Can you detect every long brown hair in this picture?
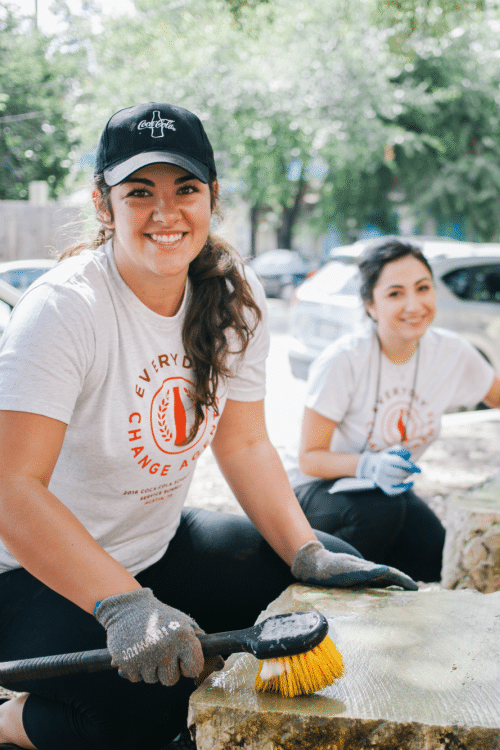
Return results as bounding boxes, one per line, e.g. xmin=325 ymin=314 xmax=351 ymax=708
xmin=60 ymin=172 xmax=262 ymax=444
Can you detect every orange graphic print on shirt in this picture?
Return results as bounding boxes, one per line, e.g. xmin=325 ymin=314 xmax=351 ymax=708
xmin=366 ymin=390 xmax=435 ymax=452
xmin=397 ymin=409 xmax=407 ymax=443
xmin=127 ymin=355 xmax=220 ymax=494
xmin=151 ymin=377 xmax=208 ymax=454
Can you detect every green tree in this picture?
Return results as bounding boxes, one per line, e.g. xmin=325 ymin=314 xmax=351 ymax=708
xmin=380 ymin=19 xmax=500 ymax=240
xmin=0 ymin=3 xmax=83 ymax=200
xmin=375 ymin=0 xmax=487 ymax=42
xmin=57 ymin=0 xmax=398 ymax=249
xmin=51 ymin=0 xmax=500 ymax=248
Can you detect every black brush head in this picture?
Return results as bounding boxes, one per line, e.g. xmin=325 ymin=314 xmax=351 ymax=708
xmin=248 ymin=611 xmax=329 ymax=659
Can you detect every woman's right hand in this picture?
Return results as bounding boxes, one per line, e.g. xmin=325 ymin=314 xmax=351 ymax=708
xmin=291 ymin=540 xmax=418 ymax=590
xmin=95 ymin=588 xmax=205 ymax=685
xmin=356 ymin=445 xmax=420 ymax=496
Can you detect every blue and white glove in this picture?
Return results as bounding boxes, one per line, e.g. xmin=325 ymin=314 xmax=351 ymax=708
xmin=356 ymin=445 xmax=420 ymax=496
xmin=291 ymin=540 xmax=418 ymax=590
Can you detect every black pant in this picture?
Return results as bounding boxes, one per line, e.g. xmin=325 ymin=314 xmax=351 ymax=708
xmin=0 ymin=507 xmax=360 ymax=750
xmin=295 ymin=479 xmax=445 ymax=584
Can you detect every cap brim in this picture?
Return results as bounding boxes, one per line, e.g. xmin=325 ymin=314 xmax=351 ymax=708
xmin=103 ymin=151 xmax=210 ymax=185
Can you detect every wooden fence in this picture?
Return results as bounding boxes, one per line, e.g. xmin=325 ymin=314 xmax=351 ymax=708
xmin=0 ymin=202 xmax=85 ymax=262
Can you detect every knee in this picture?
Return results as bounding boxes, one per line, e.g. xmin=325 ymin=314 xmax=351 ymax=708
xmin=316 ymin=530 xmax=363 ymax=558
xmin=350 ymin=490 xmax=406 ymax=529
xmin=0 ymin=694 xmax=34 ymax=748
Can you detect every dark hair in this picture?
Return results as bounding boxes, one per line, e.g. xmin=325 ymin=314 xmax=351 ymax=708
xmin=357 ymin=236 xmax=433 ymax=310
xmin=60 ymin=172 xmax=262 ymax=444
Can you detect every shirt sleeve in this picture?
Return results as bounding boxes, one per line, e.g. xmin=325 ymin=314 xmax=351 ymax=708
xmin=446 ymin=335 xmax=495 ymax=409
xmin=304 ymin=339 xmax=356 ymax=423
xmin=226 ymin=267 xmax=271 ymax=402
xmin=0 ymin=284 xmax=95 ymax=423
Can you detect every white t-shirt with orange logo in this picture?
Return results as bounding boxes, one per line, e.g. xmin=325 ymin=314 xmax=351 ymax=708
xmin=0 ymin=241 xmax=270 ymax=574
xmin=286 ymin=326 xmax=494 ymax=489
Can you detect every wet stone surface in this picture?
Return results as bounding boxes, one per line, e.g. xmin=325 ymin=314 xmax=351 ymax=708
xmin=189 ymin=584 xmax=500 ymax=749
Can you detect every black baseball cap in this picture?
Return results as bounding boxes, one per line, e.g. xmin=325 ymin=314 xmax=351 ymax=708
xmin=94 ymin=102 xmax=217 ymax=186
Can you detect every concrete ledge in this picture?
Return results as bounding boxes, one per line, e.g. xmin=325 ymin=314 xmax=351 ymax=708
xmin=188 ymin=584 xmax=500 ymax=749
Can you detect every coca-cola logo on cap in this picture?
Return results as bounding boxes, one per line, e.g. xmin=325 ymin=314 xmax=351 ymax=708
xmin=137 ymin=111 xmax=176 ymax=138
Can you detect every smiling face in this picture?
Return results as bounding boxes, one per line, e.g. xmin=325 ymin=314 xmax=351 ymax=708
xmin=94 ymin=163 xmax=215 ymax=309
xmin=366 ymin=254 xmax=436 ymax=350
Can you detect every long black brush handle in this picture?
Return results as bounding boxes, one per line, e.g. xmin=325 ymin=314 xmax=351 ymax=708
xmin=0 ymin=611 xmax=328 ymax=684
xmin=0 ymin=648 xmax=113 ymax=683
xmin=0 ymin=635 xmax=247 ymax=684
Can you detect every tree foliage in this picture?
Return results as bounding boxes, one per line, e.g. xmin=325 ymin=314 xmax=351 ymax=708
xmin=0 ymin=2 xmax=83 ymax=200
xmin=73 ymin=0 xmax=396 ymax=250
xmin=380 ymin=18 xmax=500 ymax=239
xmin=4 ymin=0 xmax=500 ymax=246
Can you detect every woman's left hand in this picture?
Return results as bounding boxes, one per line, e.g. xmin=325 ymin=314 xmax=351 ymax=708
xmin=356 ymin=445 xmax=420 ymax=496
xmin=291 ymin=540 xmax=419 ymax=591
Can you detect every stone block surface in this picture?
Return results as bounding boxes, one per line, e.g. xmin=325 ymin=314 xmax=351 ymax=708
xmin=188 ymin=584 xmax=500 ymax=749
xmin=441 ymin=472 xmax=500 ymax=591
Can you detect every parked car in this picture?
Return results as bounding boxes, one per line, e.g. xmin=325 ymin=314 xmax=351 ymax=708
xmin=0 ymin=277 xmax=21 ymax=339
xmin=0 ymin=259 xmax=57 ymax=340
xmin=248 ymin=249 xmax=311 ymax=299
xmin=288 ymin=237 xmax=500 ymax=380
xmin=0 ymin=259 xmax=57 ymax=293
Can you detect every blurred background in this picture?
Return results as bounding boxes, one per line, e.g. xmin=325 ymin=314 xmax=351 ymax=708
xmin=3 ymin=0 xmax=500 ymax=263
xmin=3 ymin=0 xmax=500 ymax=395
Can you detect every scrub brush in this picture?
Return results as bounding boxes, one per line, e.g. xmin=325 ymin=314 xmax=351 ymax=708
xmin=0 ymin=611 xmax=344 ymax=698
xmin=253 ymin=611 xmax=344 ymax=697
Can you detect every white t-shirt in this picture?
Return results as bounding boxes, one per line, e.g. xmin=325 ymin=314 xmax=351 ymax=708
xmin=0 ymin=241 xmax=270 ymax=574
xmin=286 ymin=326 xmax=494 ymax=488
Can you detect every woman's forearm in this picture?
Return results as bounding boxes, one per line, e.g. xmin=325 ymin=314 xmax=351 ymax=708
xmin=298 ymin=449 xmax=360 ymax=480
xmin=298 ymin=408 xmax=360 ymax=480
xmin=214 ymin=439 xmax=317 ymax=566
xmin=0 ymin=476 xmax=141 ymax=613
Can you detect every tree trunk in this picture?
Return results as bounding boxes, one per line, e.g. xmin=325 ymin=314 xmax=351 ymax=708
xmin=277 ymin=177 xmax=306 ymax=249
xmin=249 ymin=204 xmax=261 ymax=257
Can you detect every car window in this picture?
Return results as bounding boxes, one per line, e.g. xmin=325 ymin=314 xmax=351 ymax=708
xmin=0 ymin=300 xmax=12 ymax=334
xmin=0 ymin=267 xmax=52 ymax=292
xmin=442 ymin=264 xmax=500 ymax=303
xmin=312 ymin=262 xmax=360 ymax=295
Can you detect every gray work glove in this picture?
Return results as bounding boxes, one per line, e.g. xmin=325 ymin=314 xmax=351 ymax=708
xmin=291 ymin=540 xmax=418 ymax=590
xmin=356 ymin=445 xmax=420 ymax=496
xmin=94 ymin=588 xmax=205 ymax=685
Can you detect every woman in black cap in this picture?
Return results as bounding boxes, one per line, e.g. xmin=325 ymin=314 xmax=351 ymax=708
xmin=0 ymin=104 xmax=416 ymax=750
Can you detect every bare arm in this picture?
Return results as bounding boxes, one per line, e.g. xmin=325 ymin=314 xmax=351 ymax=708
xmin=298 ymin=407 xmax=360 ymax=479
xmin=210 ymin=399 xmax=316 ymax=566
xmin=211 ymin=400 xmax=420 ymax=592
xmin=0 ymin=411 xmax=141 ymax=614
xmin=482 ymin=375 xmax=500 ymax=409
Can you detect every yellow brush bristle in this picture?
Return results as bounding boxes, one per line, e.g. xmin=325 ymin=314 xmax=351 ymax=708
xmin=254 ymin=635 xmax=344 ymax=698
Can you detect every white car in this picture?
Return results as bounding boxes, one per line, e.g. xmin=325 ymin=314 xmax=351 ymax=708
xmin=248 ymin=250 xmax=311 ymax=299
xmin=0 ymin=259 xmax=57 ymax=293
xmin=288 ymin=237 xmax=500 ymax=380
xmin=0 ymin=278 xmax=21 ymax=338
xmin=0 ymin=259 xmax=56 ymax=339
